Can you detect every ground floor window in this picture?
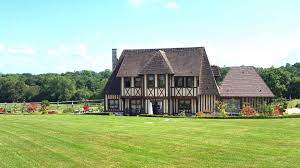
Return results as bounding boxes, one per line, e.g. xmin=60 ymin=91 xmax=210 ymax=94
xmin=179 ymin=99 xmax=191 ymax=111
xmin=131 ymin=99 xmax=142 ymax=110
xmin=108 ymin=99 xmax=119 ymax=109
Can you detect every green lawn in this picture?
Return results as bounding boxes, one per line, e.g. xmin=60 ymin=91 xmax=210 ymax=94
xmin=0 ymin=116 xmax=299 ymax=168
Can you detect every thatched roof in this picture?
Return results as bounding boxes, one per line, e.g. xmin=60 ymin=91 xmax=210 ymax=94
xmin=219 ymin=66 xmax=274 ymax=97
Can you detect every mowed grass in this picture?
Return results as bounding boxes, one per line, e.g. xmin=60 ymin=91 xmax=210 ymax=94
xmin=0 ymin=116 xmax=299 ymax=168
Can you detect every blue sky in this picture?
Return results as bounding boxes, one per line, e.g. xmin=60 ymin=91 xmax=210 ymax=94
xmin=0 ymin=0 xmax=299 ymax=74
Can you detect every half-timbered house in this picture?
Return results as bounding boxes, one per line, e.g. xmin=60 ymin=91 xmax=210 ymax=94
xmin=103 ymin=47 xmax=274 ymax=115
xmin=103 ymin=47 xmax=219 ymax=115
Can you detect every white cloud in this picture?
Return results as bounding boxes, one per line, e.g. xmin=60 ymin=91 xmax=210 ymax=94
xmin=129 ymin=0 xmax=143 ymax=7
xmin=6 ymin=47 xmax=36 ymax=55
xmin=77 ymin=43 xmax=87 ymax=57
xmin=165 ymin=1 xmax=179 ymax=9
xmin=0 ymin=43 xmax=5 ymax=52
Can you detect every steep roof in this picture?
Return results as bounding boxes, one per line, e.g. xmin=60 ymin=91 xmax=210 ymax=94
xmin=219 ymin=66 xmax=274 ymax=97
xmin=103 ymin=54 xmax=125 ymax=95
xmin=198 ymin=49 xmax=219 ymax=95
xmin=105 ymin=47 xmax=219 ymax=96
xmin=117 ymin=47 xmax=203 ymax=77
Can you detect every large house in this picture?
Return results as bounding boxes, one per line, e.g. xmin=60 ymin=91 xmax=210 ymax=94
xmin=103 ymin=47 xmax=274 ymax=115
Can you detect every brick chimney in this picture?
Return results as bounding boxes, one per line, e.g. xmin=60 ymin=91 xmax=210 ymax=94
xmin=112 ymin=48 xmax=118 ymax=71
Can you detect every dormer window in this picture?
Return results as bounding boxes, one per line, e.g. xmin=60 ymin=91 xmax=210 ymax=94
xmin=147 ymin=75 xmax=155 ymax=88
xmin=124 ymin=77 xmax=131 ymax=88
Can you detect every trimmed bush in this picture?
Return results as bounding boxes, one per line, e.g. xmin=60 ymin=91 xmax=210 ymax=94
xmin=63 ymin=108 xmax=74 ymax=113
xmin=84 ymin=112 xmax=112 ymax=115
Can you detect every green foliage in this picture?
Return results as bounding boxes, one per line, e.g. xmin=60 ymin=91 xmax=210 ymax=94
xmin=215 ymin=101 xmax=228 ymax=116
xmin=216 ymin=66 xmax=230 ymax=84
xmin=274 ymin=98 xmax=288 ymax=112
xmin=225 ymin=99 xmax=239 ymax=113
xmin=63 ymin=108 xmax=75 ymax=113
xmin=288 ymin=99 xmax=300 ymax=108
xmin=0 ymin=70 xmax=111 ymax=102
xmin=41 ymin=100 xmax=50 ymax=111
xmin=256 ymin=63 xmax=300 ymax=98
xmin=98 ymin=104 xmax=104 ymax=112
xmin=260 ymin=102 xmax=274 ymax=116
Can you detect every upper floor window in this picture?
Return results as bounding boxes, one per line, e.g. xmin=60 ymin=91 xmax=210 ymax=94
xmin=158 ymin=75 xmax=166 ymax=88
xmin=134 ymin=77 xmax=142 ymax=88
xmin=124 ymin=77 xmax=131 ymax=88
xmin=147 ymin=75 xmax=155 ymax=88
xmin=175 ymin=77 xmax=184 ymax=87
xmin=186 ymin=77 xmax=194 ymax=87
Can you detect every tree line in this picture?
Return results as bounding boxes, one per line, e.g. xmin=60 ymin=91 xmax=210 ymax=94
xmin=0 ymin=62 xmax=299 ymax=103
xmin=0 ymin=70 xmax=111 ymax=103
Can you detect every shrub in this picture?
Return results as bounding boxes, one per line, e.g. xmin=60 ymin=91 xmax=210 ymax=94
xmin=241 ymin=103 xmax=256 ymax=116
xmin=0 ymin=108 xmax=6 ymax=113
xmin=274 ymin=98 xmax=288 ymax=113
xmin=63 ymin=108 xmax=74 ymax=113
xmin=98 ymin=104 xmax=104 ymax=112
xmin=41 ymin=100 xmax=50 ymax=111
xmin=84 ymin=112 xmax=112 ymax=115
xmin=215 ymin=101 xmax=228 ymax=116
xmin=48 ymin=111 xmax=58 ymax=115
xmin=27 ymin=103 xmax=38 ymax=112
xmin=273 ymin=105 xmax=283 ymax=116
xmin=260 ymin=102 xmax=274 ymax=116
xmin=196 ymin=111 xmax=205 ymax=117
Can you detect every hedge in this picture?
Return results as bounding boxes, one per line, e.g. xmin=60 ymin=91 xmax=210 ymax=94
xmin=83 ymin=112 xmax=113 ymax=116
xmin=139 ymin=114 xmax=300 ymax=119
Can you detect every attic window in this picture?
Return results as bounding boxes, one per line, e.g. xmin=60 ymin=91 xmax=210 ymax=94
xmin=259 ymin=89 xmax=262 ymax=92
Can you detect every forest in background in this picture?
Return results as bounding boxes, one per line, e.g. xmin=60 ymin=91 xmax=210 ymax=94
xmin=0 ymin=63 xmax=299 ymax=103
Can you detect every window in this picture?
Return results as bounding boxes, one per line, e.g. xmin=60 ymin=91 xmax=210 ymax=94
xmin=131 ymin=99 xmax=142 ymax=110
xmin=124 ymin=77 xmax=131 ymax=88
xmin=147 ymin=75 xmax=155 ymax=88
xmin=186 ymin=77 xmax=194 ymax=87
xmin=175 ymin=77 xmax=184 ymax=87
xmin=108 ymin=99 xmax=119 ymax=109
xmin=158 ymin=75 xmax=166 ymax=88
xmin=134 ymin=77 xmax=142 ymax=88
xmin=179 ymin=100 xmax=191 ymax=111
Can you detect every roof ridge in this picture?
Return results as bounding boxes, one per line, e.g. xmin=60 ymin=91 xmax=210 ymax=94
xmin=123 ymin=47 xmax=204 ymax=51
xmin=158 ymin=50 xmax=174 ymax=73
